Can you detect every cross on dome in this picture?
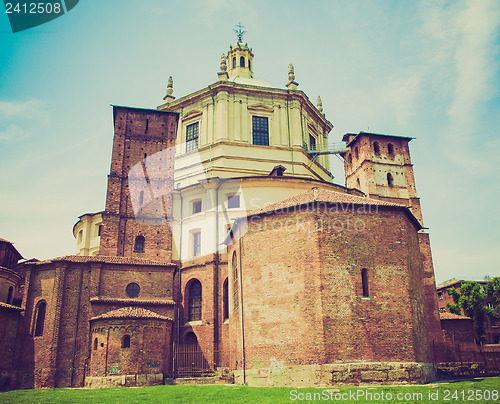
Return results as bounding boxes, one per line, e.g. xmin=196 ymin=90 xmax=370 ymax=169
xmin=234 ymin=22 xmax=246 ymax=42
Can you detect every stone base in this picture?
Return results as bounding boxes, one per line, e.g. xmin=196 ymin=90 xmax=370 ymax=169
xmin=436 ymin=362 xmax=495 ymax=379
xmin=235 ymin=362 xmax=436 ymax=387
xmin=84 ymin=373 xmax=164 ymax=388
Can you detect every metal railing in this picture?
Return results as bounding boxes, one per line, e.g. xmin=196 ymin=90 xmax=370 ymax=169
xmin=174 ymin=344 xmax=233 ymax=378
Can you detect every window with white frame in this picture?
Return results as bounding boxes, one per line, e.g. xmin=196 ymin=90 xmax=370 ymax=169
xmin=186 ymin=122 xmax=199 ymax=153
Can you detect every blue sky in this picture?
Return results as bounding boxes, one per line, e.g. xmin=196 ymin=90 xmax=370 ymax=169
xmin=0 ymin=0 xmax=499 ymax=283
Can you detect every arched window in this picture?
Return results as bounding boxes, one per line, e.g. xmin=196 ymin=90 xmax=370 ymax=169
xmin=223 ymin=278 xmax=229 ymax=320
xmin=134 ymin=235 xmax=145 ymax=252
xmin=387 ymin=173 xmax=394 ymax=187
xmin=122 ymin=335 xmax=131 ymax=349
xmin=373 ymin=142 xmax=380 ymax=155
xmin=232 ymin=252 xmax=239 ymax=310
xmin=232 ymin=57 xmax=236 ymax=68
xmin=184 ymin=331 xmax=198 ymax=345
xmin=93 ymin=338 xmax=98 ymax=350
xmin=388 ymin=143 xmax=394 ymax=157
xmin=34 ymin=301 xmax=46 ymax=336
xmin=188 ymin=280 xmax=202 ymax=321
xmin=361 ymin=268 xmax=369 ymax=297
xmin=7 ymin=286 xmax=13 ymax=304
xmin=240 ymin=56 xmax=245 ymax=67
xmin=248 ymin=59 xmax=251 ymax=71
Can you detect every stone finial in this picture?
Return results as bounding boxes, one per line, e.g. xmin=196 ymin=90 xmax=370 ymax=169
xmin=218 ymin=53 xmax=229 ymax=81
xmin=317 ymin=96 xmax=324 ymax=115
xmin=286 ymin=63 xmax=299 ymax=90
xmin=288 ymin=64 xmax=295 ymax=82
xmin=163 ymin=76 xmax=175 ymax=103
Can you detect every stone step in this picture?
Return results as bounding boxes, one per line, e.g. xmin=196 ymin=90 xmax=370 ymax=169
xmin=170 ymin=377 xmax=233 ymax=385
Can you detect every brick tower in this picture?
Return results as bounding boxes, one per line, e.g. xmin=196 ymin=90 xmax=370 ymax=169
xmin=342 ymin=131 xmax=443 ymax=345
xmin=99 ymin=106 xmax=179 ymax=261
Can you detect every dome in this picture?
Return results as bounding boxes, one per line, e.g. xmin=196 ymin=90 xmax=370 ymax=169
xmin=228 ymin=75 xmax=271 ymax=88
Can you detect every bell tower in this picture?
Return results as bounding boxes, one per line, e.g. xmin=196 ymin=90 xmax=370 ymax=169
xmin=342 ymin=131 xmax=443 ymax=345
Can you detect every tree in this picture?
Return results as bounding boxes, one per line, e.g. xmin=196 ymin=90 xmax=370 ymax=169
xmin=485 ymin=277 xmax=500 ymax=307
xmin=446 ymin=281 xmax=498 ymax=343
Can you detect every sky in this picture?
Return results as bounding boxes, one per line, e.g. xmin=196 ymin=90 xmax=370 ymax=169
xmin=0 ymin=0 xmax=499 ymax=284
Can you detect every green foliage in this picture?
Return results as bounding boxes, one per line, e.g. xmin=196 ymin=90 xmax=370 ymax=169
xmin=0 ymin=378 xmax=499 ymax=404
xmin=446 ymin=280 xmax=500 ymax=343
xmin=446 ymin=302 xmax=461 ymax=315
xmin=485 ymin=277 xmax=500 ymax=306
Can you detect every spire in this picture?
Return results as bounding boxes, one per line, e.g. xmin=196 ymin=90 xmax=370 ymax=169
xmin=317 ymin=96 xmax=324 ymax=115
xmin=227 ymin=23 xmax=254 ymax=79
xmin=163 ymin=76 xmax=175 ymax=103
xmin=286 ymin=63 xmax=299 ymax=90
xmin=218 ymin=53 xmax=229 ymax=81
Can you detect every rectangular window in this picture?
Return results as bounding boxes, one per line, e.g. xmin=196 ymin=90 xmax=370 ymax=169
xmin=193 ymin=231 xmax=201 ymax=257
xmin=252 ymin=116 xmax=269 ymax=146
xmin=309 ymin=134 xmax=316 ymax=151
xmin=192 ymin=199 xmax=202 ymax=214
xmin=186 ymin=122 xmax=199 ymax=153
xmin=227 ymin=194 xmax=240 ymax=209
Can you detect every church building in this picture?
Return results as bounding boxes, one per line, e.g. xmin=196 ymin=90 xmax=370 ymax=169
xmin=0 ymin=28 xmax=443 ymax=389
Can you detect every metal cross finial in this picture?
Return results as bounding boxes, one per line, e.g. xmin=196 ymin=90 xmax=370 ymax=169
xmin=234 ymin=22 xmax=246 ymax=42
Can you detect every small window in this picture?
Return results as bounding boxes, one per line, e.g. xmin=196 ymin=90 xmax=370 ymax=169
xmin=77 ymin=230 xmax=83 ymax=243
xmin=309 ymin=134 xmax=316 ymax=151
xmin=223 ymin=278 xmax=229 ymax=320
xmin=354 ymin=147 xmax=359 ymax=160
xmin=34 ymin=301 xmax=46 ymax=336
xmin=7 ymin=286 xmax=13 ymax=304
xmin=373 ymin=142 xmax=380 ymax=155
xmin=122 ymin=335 xmax=131 ymax=349
xmin=387 ymin=173 xmax=394 ymax=187
xmin=348 ymin=153 xmax=352 ymax=165
xmin=193 ymin=231 xmax=201 ymax=257
xmin=438 ymin=292 xmax=443 ymax=300
xmin=134 ymin=235 xmax=145 ymax=252
xmin=98 ymin=225 xmax=103 ymax=237
xmin=188 ymin=280 xmax=202 ymax=321
xmin=240 ymin=56 xmax=245 ymax=67
xmin=248 ymin=59 xmax=251 ymax=71
xmin=227 ymin=194 xmax=240 ymax=209
xmin=192 ymin=200 xmax=202 ymax=214
xmin=126 ymin=282 xmax=140 ymax=298
xmin=388 ymin=143 xmax=394 ymax=156
xmin=356 ymin=178 xmax=361 ymax=189
xmin=186 ymin=122 xmax=199 ymax=153
xmin=139 ymin=190 xmax=144 ymax=206
xmin=93 ymin=338 xmax=98 ymax=350
xmin=361 ymin=268 xmax=369 ymax=297
xmin=232 ymin=57 xmax=236 ymax=68
xmin=252 ymin=116 xmax=269 ymax=146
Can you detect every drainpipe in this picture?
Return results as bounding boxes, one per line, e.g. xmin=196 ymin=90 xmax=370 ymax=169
xmin=238 ymin=237 xmax=246 ymax=384
xmin=214 ymin=180 xmax=222 ymax=355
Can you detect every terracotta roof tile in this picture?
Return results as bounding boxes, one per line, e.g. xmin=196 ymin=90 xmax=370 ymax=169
xmin=440 ymin=312 xmax=472 ymax=320
xmin=90 ymin=297 xmax=175 ymax=306
xmin=91 ymin=307 xmax=172 ymax=321
xmin=0 ymin=302 xmax=23 ymax=311
xmin=25 ymin=255 xmax=175 ymax=267
xmin=248 ymin=187 xmax=405 ymax=217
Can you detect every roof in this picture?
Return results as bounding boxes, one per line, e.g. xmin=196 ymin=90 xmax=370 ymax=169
xmin=90 ymin=296 xmax=176 ymax=306
xmin=24 ymin=255 xmax=175 ymax=267
xmin=343 ymin=131 xmax=415 ymax=146
xmin=111 ymin=104 xmax=180 ymax=114
xmin=440 ymin=312 xmax=472 ymax=320
xmin=227 ymin=75 xmax=271 ymax=88
xmin=0 ymin=302 xmax=23 ymax=311
xmin=249 ymin=187 xmax=406 ymax=216
xmin=0 ymin=238 xmax=23 ymax=260
xmin=91 ymin=307 xmax=172 ymax=321
xmin=224 ymin=187 xmax=421 ymax=244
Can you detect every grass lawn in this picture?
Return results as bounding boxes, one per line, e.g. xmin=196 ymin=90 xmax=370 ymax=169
xmin=0 ymin=377 xmax=499 ymax=403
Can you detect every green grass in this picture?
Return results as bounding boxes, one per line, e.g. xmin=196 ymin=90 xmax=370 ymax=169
xmin=0 ymin=377 xmax=499 ymax=403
